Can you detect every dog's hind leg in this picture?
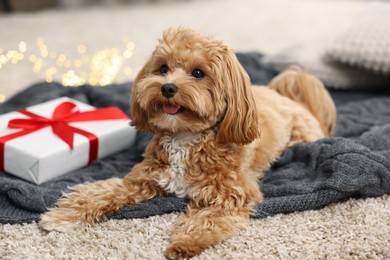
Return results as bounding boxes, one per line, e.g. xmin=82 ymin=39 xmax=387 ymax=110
xmin=287 ymin=114 xmax=325 ymax=147
xmin=269 ymin=67 xmax=336 ymax=137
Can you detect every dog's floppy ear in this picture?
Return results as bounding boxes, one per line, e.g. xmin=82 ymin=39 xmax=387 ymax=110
xmin=130 ymin=58 xmax=153 ymax=132
xmin=216 ymin=49 xmax=260 ymax=145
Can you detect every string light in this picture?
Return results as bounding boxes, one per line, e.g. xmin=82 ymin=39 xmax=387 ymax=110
xmin=77 ymin=44 xmax=87 ymax=54
xmin=18 ymin=41 xmax=27 ymax=53
xmin=62 ymin=70 xmax=85 ymax=86
xmin=0 ymin=37 xmax=135 ymax=102
xmin=123 ymin=67 xmax=132 ymax=76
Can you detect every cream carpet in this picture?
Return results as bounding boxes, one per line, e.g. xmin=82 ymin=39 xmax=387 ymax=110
xmin=1 ymin=0 xmax=390 ymax=259
xmin=1 ymin=196 xmax=389 ymax=259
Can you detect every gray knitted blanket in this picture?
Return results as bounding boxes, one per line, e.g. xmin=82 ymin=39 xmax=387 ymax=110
xmin=1 ymin=53 xmax=390 ymax=224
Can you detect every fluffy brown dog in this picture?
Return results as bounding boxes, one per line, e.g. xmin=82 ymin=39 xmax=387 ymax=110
xmin=40 ymin=28 xmax=336 ymax=259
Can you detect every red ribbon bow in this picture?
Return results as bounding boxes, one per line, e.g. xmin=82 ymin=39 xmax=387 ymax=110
xmin=0 ymin=101 xmax=129 ymax=171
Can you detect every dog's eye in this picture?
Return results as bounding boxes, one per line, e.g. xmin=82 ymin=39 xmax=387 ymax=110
xmin=159 ymin=64 xmax=169 ymax=75
xmin=192 ymin=68 xmax=205 ymax=79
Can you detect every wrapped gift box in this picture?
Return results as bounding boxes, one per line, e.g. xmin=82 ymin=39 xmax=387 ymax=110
xmin=0 ymin=97 xmax=136 ymax=184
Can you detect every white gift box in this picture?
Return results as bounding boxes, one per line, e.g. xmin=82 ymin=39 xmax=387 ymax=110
xmin=0 ymin=97 xmax=136 ymax=184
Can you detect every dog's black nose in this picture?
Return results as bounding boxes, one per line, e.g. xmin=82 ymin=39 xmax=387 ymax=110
xmin=161 ymin=83 xmax=178 ymax=98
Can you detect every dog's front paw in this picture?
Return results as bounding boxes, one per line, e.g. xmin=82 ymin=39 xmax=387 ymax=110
xmin=165 ymin=240 xmax=207 ymax=260
xmin=39 ymin=209 xmax=87 ymax=233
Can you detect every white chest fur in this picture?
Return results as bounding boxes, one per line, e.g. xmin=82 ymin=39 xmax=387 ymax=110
xmin=158 ymin=133 xmax=201 ymax=198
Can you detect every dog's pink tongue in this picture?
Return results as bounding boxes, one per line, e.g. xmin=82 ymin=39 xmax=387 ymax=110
xmin=163 ymin=103 xmax=181 ymax=114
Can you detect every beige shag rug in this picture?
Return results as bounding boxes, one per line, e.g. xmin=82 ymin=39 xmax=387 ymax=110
xmin=1 ymin=195 xmax=389 ymax=259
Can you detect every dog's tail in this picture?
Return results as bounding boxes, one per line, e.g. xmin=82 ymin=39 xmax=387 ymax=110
xmin=268 ymin=67 xmax=336 ymax=136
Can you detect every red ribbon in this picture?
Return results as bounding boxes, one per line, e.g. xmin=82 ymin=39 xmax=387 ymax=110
xmin=0 ymin=101 xmax=129 ymax=171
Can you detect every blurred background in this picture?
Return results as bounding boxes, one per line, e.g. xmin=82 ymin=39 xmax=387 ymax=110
xmin=0 ymin=0 xmax=373 ymax=102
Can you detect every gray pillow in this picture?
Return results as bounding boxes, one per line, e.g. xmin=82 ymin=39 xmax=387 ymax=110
xmin=263 ymin=2 xmax=390 ymax=89
xmin=263 ymin=39 xmax=390 ymax=89
xmin=327 ymin=3 xmax=390 ymax=76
